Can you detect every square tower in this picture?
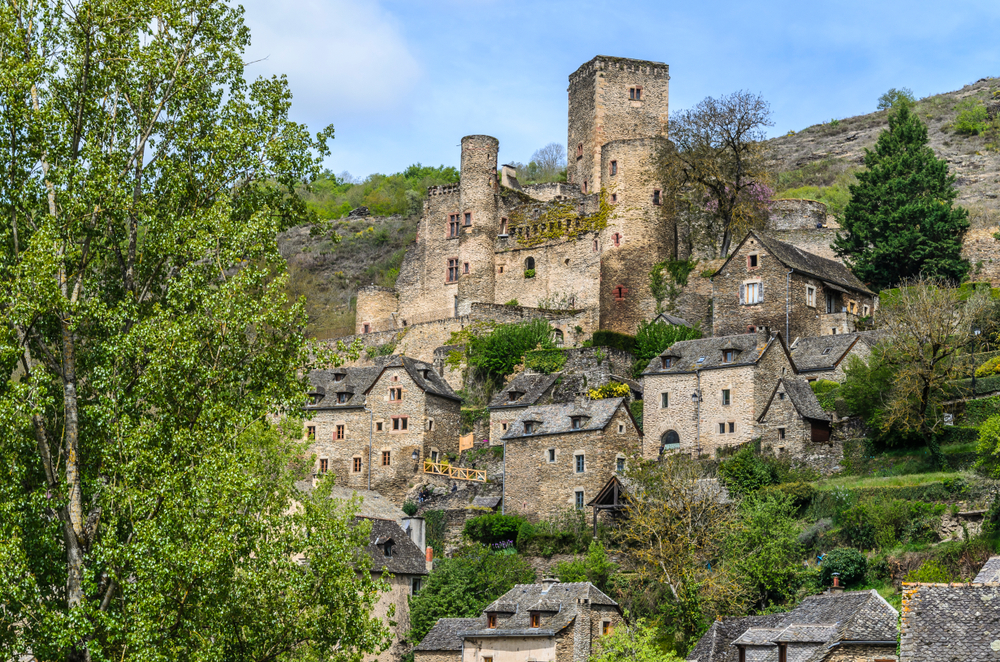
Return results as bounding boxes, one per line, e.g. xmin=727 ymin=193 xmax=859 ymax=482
xmin=567 ymin=56 xmax=670 ymax=194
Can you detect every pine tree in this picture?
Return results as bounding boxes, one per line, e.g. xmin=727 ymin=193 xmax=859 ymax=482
xmin=834 ymin=104 xmax=970 ymax=291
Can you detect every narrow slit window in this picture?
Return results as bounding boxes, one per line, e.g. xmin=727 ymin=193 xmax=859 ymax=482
xmin=661 ymin=392 xmax=668 ymax=408
xmin=610 ymin=160 xmax=617 ymax=176
xmin=722 ymin=389 xmax=731 ymax=406
xmin=652 ymin=189 xmax=661 ymax=205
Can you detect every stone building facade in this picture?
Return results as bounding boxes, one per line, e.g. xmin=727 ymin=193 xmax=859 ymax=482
xmin=640 ymin=330 xmax=795 ymax=458
xmin=355 ymin=55 xmax=675 ymax=338
xmin=756 ymin=378 xmax=841 ymax=473
xmin=712 ymin=230 xmax=876 ymax=342
xmin=501 ymin=397 xmax=642 ymax=520
xmin=789 ymin=332 xmax=875 ymax=383
xmin=304 ymin=356 xmax=461 ymax=504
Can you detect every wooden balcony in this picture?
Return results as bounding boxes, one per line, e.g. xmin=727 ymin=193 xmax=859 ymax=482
xmin=423 ymin=461 xmax=486 ymax=482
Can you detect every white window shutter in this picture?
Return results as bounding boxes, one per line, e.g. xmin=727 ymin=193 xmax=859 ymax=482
xmin=739 ymin=282 xmax=745 ymax=304
xmin=758 ymin=282 xmax=763 ymax=303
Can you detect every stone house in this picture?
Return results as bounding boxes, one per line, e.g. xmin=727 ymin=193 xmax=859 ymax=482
xmin=501 ymin=397 xmax=642 ymax=521
xmin=689 ymin=589 xmax=898 ymax=662
xmin=304 ymin=356 xmax=461 ymax=504
xmin=417 ymin=579 xmax=622 ymax=662
xmin=640 ymin=330 xmax=795 ymax=458
xmin=757 ymin=378 xmax=839 ymax=472
xmin=898 ymin=556 xmax=1000 ymax=661
xmin=789 ymin=332 xmax=875 ymax=383
xmin=488 ymin=372 xmax=562 ymax=445
xmin=712 ymin=230 xmax=876 ymax=341
xmin=686 ymin=614 xmax=786 ymax=662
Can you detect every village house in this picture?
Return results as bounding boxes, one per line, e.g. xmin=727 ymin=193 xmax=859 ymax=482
xmin=487 ymin=372 xmax=562 ymax=445
xmin=712 ymin=230 xmax=876 ymax=341
xmin=688 ymin=588 xmax=899 ymax=662
xmin=756 ymin=378 xmax=839 ymax=472
xmin=304 ymin=356 xmax=461 ymax=504
xmin=898 ymin=556 xmax=1000 ymax=661
xmin=501 ymin=397 xmax=641 ymax=520
xmin=640 ymin=330 xmax=795 ymax=458
xmin=789 ymin=332 xmax=876 ymax=383
xmin=417 ymin=579 xmax=622 ymax=662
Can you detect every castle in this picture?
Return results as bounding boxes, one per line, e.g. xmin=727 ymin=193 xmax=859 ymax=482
xmin=356 ymin=56 xmax=675 ymax=339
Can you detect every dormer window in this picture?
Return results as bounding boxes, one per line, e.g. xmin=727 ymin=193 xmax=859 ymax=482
xmin=571 ymin=416 xmax=587 ymax=430
xmin=337 ymin=393 xmax=349 ymax=404
xmin=333 ymin=373 xmax=345 ymax=383
xmin=722 ymin=349 xmax=737 ymax=363
xmin=308 ymin=391 xmax=324 ymax=405
xmin=524 ymin=421 xmax=539 ymax=435
xmin=383 ymin=541 xmax=394 ymax=558
xmin=508 ymin=391 xmax=523 ymax=402
xmin=487 ymin=613 xmax=498 ymax=629
xmin=530 ymin=612 xmax=540 ymax=628
xmin=661 ymin=356 xmax=673 ymax=369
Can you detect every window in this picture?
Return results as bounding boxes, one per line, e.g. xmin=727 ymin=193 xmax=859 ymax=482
xmin=728 ymin=421 xmax=735 ymax=433
xmin=602 ymin=621 xmax=612 ymax=636
xmin=547 ymin=448 xmax=556 ymax=462
xmin=449 ymin=214 xmax=460 ymax=237
xmin=747 ymin=254 xmax=758 ymax=268
xmin=336 ymin=424 xmax=345 ymax=440
xmin=593 ymin=239 xmax=599 ymax=252
xmin=508 ymin=391 xmax=523 ymax=402
xmin=376 ymin=421 xmax=383 ymax=432
xmin=863 ymin=304 xmax=870 ymax=316
xmin=499 ymin=218 xmax=508 ymax=235
xmin=661 ymin=430 xmax=680 ymax=452
xmin=778 ymin=427 xmax=786 ymax=440
xmin=383 ymin=541 xmax=393 ymax=558
xmin=447 ymin=258 xmax=459 ymax=282
xmin=576 ymin=143 xmax=583 ymax=159
xmin=747 ymin=325 xmax=757 ymax=334
xmin=744 ymin=281 xmax=762 ymax=304
xmin=718 ymin=422 xmax=726 ymax=434
xmin=661 ymin=357 xmax=672 ymax=369
xmin=524 ymin=421 xmax=536 ymax=434
xmin=614 ymin=285 xmax=626 ymax=300
xmin=611 ymin=193 xmax=617 ymax=204
xmin=382 ymin=450 xmax=391 ymax=466
xmin=575 ymin=490 xmax=584 ymax=509
xmin=307 ymin=426 xmax=316 ymax=440
xmin=501 ymin=422 xmax=508 ymax=431
xmin=582 ymin=180 xmax=587 ymax=194
xmin=337 ymin=393 xmax=349 ymax=404
xmin=319 ymin=458 xmax=328 ymax=474
xmin=612 ymin=232 xmax=621 ymax=247
xmin=610 ymin=160 xmax=618 ymax=176
xmin=806 ymin=285 xmax=816 ymax=307
xmin=661 ymin=392 xmax=669 ymax=408
xmin=629 ymin=86 xmax=642 ymax=100
xmin=618 ymin=423 xmax=625 ymax=433
xmin=392 ymin=416 xmax=408 ymax=431
xmin=530 ymin=612 xmax=540 ymax=628
xmin=389 ymin=387 xmax=402 ymax=401
xmin=487 ymin=613 xmax=497 ymax=629
xmin=571 ymin=416 xmax=582 ymax=430
xmin=333 ymin=373 xmax=345 ymax=383
xmin=461 ymin=262 xmax=469 ymax=274
xmin=427 ymin=419 xmax=434 ymax=431
xmin=696 ymin=356 xmax=706 ymax=364
xmin=652 ymin=189 xmax=661 ymax=205
xmin=464 ymin=212 xmax=471 ymax=226
xmin=722 ymin=389 xmax=731 ymax=406
xmin=411 ymin=577 xmax=422 ymax=595
xmin=484 ymin=657 xmax=493 ymax=662
xmin=616 ymin=457 xmax=625 ymax=472
xmin=822 ymin=346 xmax=833 ymax=355
xmin=575 ymin=454 xmax=585 ymax=473
xmin=722 ymin=349 xmax=736 ymax=363
xmin=363 ymin=323 xmax=371 ymax=334
xmin=353 ymin=457 xmax=362 ymax=472
xmin=525 ymin=256 xmax=535 ymax=271
xmin=498 ymin=265 xmax=504 ymax=274
xmin=554 ymin=328 xmax=564 ymax=345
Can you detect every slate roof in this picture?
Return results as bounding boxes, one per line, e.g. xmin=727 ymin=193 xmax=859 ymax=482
xmin=686 ymin=615 xmax=786 ymax=662
xmin=899 ymin=582 xmax=1000 ymax=661
xmin=974 ymin=556 xmax=1000 ymax=583
xmin=472 ymin=496 xmax=502 ymax=509
xmin=718 ymin=230 xmax=873 ymax=296
xmin=773 ymin=624 xmax=839 ymax=643
xmin=306 ymin=355 xmax=459 ymax=410
xmin=461 ymin=582 xmax=619 ymax=638
xmin=641 ymin=332 xmax=786 ymax=376
xmin=789 ymin=333 xmax=864 ymax=373
xmin=731 ymin=627 xmax=784 ymax=646
xmin=361 ymin=517 xmax=428 ymax=576
xmin=759 ymin=378 xmax=831 ymax=423
xmin=653 ymin=312 xmax=692 ymax=327
xmin=500 ymin=397 xmax=632 ymax=440
xmin=488 ymin=372 xmax=560 ymax=409
xmin=414 ymin=618 xmax=479 ymax=652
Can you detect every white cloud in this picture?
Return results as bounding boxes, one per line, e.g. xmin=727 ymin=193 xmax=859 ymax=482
xmin=240 ymin=0 xmax=421 ymax=117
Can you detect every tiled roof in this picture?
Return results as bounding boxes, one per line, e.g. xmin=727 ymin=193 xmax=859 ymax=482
xmin=974 ymin=556 xmax=1000 ymax=583
xmin=500 ymin=397 xmax=628 ymax=440
xmin=641 ymin=333 xmax=780 ymax=375
xmin=732 ymin=628 xmax=784 ymax=646
xmin=653 ymin=312 xmax=692 ymax=327
xmin=488 ymin=372 xmax=560 ymax=409
xmin=472 ymin=496 xmax=502 ymax=509
xmin=414 ymin=618 xmax=479 ymax=651
xmin=463 ymin=582 xmax=618 ymax=637
xmin=360 ymin=518 xmax=427 ymax=576
xmin=686 ymin=615 xmax=786 ymax=662
xmin=305 ymin=355 xmax=460 ymax=410
xmin=724 ymin=231 xmax=873 ymax=296
xmin=773 ymin=624 xmax=838 ymax=643
xmin=327 ymin=485 xmax=407 ymax=522
xmin=780 ymin=378 xmax=831 ymax=422
xmin=899 ymin=583 xmax=1000 ymax=661
xmin=789 ymin=333 xmax=863 ymax=372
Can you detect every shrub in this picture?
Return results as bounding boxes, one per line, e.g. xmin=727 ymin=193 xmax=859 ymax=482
xmin=424 ymin=509 xmax=447 ymax=553
xmin=466 ymin=319 xmax=555 ymax=382
xmin=463 ymin=514 xmax=528 ymax=547
xmin=591 ymin=330 xmax=636 ymax=354
xmin=839 ymin=502 xmax=877 ymax=549
xmin=763 ymin=481 xmax=816 ymax=511
xmin=904 ymin=559 xmax=957 ymax=583
xmin=975 ymin=415 xmax=1000 ymax=478
xmin=718 ymin=445 xmax=774 ymax=496
xmin=629 ymin=400 xmax=643 ymax=430
xmin=877 ymin=87 xmax=915 ymax=110
xmin=820 ymin=547 xmax=867 ymax=587
xmin=402 ymin=500 xmax=418 ymax=516
xmin=524 ymin=268 xmax=536 ymax=279
xmin=953 ymin=98 xmax=990 ymax=135
xmin=365 ymin=341 xmax=396 ymax=358
xmin=797 ymin=518 xmax=833 ymax=551
xmin=976 ymin=355 xmax=1000 ymax=378
xmin=504 ymin=299 xmax=519 ymax=306
xmin=588 ymin=381 xmax=630 ymax=399
xmin=810 ymin=379 xmax=841 ymax=412
xmin=631 ymin=319 xmax=702 ymax=378
xmin=524 ymin=348 xmax=567 ymax=374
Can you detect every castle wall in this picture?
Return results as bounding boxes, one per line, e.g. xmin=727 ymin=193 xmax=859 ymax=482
xmin=357 ymin=286 xmax=399 ymax=334
xmin=457 ymin=135 xmax=500 ymax=315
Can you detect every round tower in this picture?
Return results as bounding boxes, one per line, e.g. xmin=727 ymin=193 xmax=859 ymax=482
xmin=598 ymin=137 xmax=673 ymax=334
xmin=456 ymin=135 xmax=500 ymax=316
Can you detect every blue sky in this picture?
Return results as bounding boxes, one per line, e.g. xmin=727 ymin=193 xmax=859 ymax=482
xmin=240 ymin=0 xmax=1000 ymax=179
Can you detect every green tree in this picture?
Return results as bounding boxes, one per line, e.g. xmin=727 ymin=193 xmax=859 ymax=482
xmin=726 ymin=492 xmax=803 ymax=609
xmin=632 ymin=319 xmax=702 ymax=378
xmin=409 ymin=544 xmax=536 ymax=645
xmin=554 ymin=540 xmax=619 ymax=594
xmin=877 ymin=87 xmax=915 ymax=111
xmin=833 ymin=104 xmax=970 ymax=290
xmin=0 ymin=1 xmax=376 ymax=659
xmin=589 ymin=618 xmax=682 ymax=662
xmin=974 ymin=415 xmax=1000 ymax=478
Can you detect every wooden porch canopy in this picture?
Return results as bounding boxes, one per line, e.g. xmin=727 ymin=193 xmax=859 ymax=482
xmin=586 ymin=475 xmax=629 ymax=537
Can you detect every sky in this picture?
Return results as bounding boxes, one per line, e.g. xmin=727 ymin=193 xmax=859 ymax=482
xmin=239 ymin=0 xmax=1000 ymax=180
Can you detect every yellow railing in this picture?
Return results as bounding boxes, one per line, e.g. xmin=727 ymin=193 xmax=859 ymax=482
xmin=423 ymin=461 xmax=486 ymax=482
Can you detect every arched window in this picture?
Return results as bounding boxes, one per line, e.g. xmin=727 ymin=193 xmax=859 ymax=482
xmin=499 ymin=217 xmax=508 ymax=235
xmin=553 ymin=329 xmax=564 ymax=345
xmin=660 ymin=430 xmax=680 ymax=454
xmin=525 ymin=257 xmax=535 ymax=270
xmin=582 ymin=180 xmax=588 ymax=194
xmin=576 ymin=143 xmax=583 ymax=158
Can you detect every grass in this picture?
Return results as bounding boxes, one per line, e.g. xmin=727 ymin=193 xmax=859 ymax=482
xmin=814 ymin=471 xmax=966 ymax=492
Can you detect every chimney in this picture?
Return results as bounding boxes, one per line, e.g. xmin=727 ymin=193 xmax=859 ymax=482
xmin=402 ymin=516 xmax=426 ymax=554
xmin=829 ymin=573 xmax=843 ymax=594
xmin=501 ymin=164 xmax=519 ymax=189
xmin=541 ymin=576 xmax=559 ymax=593
xmin=425 ymin=546 xmax=434 ymax=572
xmin=756 ymin=326 xmax=771 ymax=347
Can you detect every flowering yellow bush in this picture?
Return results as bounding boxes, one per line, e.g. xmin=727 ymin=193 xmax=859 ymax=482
xmin=587 ymin=381 xmax=630 ymax=399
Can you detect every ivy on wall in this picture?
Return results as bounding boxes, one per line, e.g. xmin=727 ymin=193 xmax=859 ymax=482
xmin=506 ymin=187 xmax=618 ymax=248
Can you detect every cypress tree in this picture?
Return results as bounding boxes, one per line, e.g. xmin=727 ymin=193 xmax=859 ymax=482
xmin=834 ymin=104 xmax=970 ymax=291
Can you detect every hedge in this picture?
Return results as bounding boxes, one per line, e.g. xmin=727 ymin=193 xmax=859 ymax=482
xmin=807 ymin=480 xmax=982 ymax=521
xmin=963 ymin=396 xmax=1000 ymax=427
xmin=589 ymin=330 xmax=636 ymax=354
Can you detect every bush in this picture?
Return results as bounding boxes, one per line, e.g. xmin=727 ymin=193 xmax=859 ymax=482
xmin=402 ymin=500 xmax=418 ymax=516
xmin=718 ymin=445 xmax=774 ymax=496
xmin=590 ymin=330 xmax=636 ymax=354
xmin=975 ymin=415 xmax=1000 ymax=478
xmin=365 ymin=341 xmax=396 ymax=358
xmin=953 ymin=98 xmax=990 ymax=135
xmin=524 ymin=348 xmax=567 ymax=374
xmin=838 ymin=498 xmax=945 ymax=549
xmin=797 ymin=518 xmax=833 ymax=551
xmin=820 ymin=547 xmax=867 ymax=587
xmin=629 ymin=400 xmax=643 ymax=430
xmin=762 ymin=481 xmax=816 ymax=511
xmin=727 ymin=492 xmax=803 ymax=609
xmin=424 ymin=509 xmax=447 ymax=554
xmin=554 ymin=540 xmax=617 ymax=593
xmin=631 ymin=319 xmax=702 ymax=378
xmin=463 ymin=514 xmax=528 ymax=547
xmin=524 ymin=268 xmax=535 ymax=279
xmin=963 ymin=396 xmax=1000 ymax=426
xmin=977 ymin=355 xmax=1000 ymax=378
xmin=467 ymin=319 xmax=555 ymax=382
xmin=504 ymin=299 xmax=519 ymax=306
xmin=516 ymin=509 xmax=593 ymax=557
xmin=588 ymin=381 xmax=630 ymax=399
xmin=810 ymin=379 xmax=841 ymax=412
xmin=904 ymin=559 xmax=957 ymax=583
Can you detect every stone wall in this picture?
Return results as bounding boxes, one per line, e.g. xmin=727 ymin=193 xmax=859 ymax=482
xmin=369 ymin=571 xmax=419 ymax=662
xmin=414 ymin=652 xmax=460 ymax=662
xmin=963 ymin=226 xmax=1000 ymax=286
xmin=457 ymin=135 xmax=500 ymax=315
xmin=503 ymin=405 xmax=641 ymax=521
xmin=768 ymin=199 xmax=828 ymax=230
xmin=357 ymin=286 xmax=399 ymax=334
